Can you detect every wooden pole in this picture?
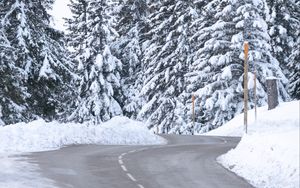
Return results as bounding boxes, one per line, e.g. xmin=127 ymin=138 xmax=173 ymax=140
xmin=192 ymin=94 xmax=195 ymax=128
xmin=244 ymin=42 xmax=249 ymax=134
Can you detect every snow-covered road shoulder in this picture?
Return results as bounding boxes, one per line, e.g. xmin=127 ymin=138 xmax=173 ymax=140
xmin=205 ymin=101 xmax=299 ymax=188
xmin=0 ymin=116 xmax=166 ymax=153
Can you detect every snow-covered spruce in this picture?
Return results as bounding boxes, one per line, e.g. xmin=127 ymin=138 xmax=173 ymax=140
xmin=1 ymin=0 xmax=298 ymax=135
xmin=0 ymin=27 xmax=28 ymax=125
xmin=288 ymin=36 xmax=300 ymax=100
xmin=67 ymin=0 xmax=123 ymax=125
xmin=0 ymin=0 xmax=76 ymax=124
xmin=267 ymin=0 xmax=300 ymax=79
xmin=185 ymin=0 xmax=289 ymax=134
xmin=138 ymin=0 xmax=197 ymax=134
xmin=112 ymin=0 xmax=147 ymax=119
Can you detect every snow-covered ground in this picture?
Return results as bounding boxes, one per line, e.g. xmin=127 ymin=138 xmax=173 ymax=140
xmin=0 ymin=116 xmax=165 ymax=188
xmin=205 ymin=101 xmax=300 ymax=188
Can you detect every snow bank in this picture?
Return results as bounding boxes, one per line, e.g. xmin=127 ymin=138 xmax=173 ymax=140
xmin=204 ymin=101 xmax=299 ymax=137
xmin=205 ymin=101 xmax=299 ymax=188
xmin=0 ymin=116 xmax=166 ymax=153
xmin=219 ymin=131 xmax=299 ymax=188
xmin=0 ymin=116 xmax=165 ymax=188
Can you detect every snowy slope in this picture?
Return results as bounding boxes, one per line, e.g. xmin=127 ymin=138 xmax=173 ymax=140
xmin=204 ymin=101 xmax=299 ymax=137
xmin=204 ymin=101 xmax=299 ymax=188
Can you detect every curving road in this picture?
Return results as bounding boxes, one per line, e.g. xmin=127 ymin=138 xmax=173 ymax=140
xmin=27 ymin=135 xmax=253 ymax=188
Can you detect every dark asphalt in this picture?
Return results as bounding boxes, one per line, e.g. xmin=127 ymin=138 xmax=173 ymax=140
xmin=27 ymin=135 xmax=253 ymax=188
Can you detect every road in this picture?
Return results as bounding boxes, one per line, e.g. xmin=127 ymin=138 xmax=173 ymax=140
xmin=27 ymin=135 xmax=253 ymax=188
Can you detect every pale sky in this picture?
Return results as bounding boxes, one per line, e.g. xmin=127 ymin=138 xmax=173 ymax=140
xmin=50 ymin=0 xmax=72 ymax=31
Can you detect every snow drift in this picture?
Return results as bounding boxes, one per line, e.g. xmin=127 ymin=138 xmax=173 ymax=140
xmin=0 ymin=116 xmax=166 ymax=188
xmin=0 ymin=116 xmax=166 ymax=153
xmin=205 ymin=101 xmax=299 ymax=188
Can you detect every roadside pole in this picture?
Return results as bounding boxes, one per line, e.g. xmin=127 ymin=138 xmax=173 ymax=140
xmin=244 ymin=42 xmax=249 ymax=134
xmin=192 ymin=94 xmax=195 ymax=128
xmin=254 ymin=59 xmax=257 ymax=121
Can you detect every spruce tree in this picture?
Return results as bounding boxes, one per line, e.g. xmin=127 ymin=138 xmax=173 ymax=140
xmin=112 ymin=0 xmax=147 ymax=118
xmin=267 ymin=0 xmax=300 ymax=77
xmin=0 ymin=28 xmax=28 ymax=125
xmin=284 ymin=0 xmax=300 ymax=100
xmin=68 ymin=0 xmax=123 ymax=124
xmin=288 ymin=36 xmax=300 ymax=100
xmin=264 ymin=0 xmax=300 ymax=100
xmin=186 ymin=0 xmax=289 ymax=133
xmin=138 ymin=0 xmax=196 ymax=133
xmin=181 ymin=0 xmax=210 ymax=134
xmin=0 ymin=0 xmax=74 ymax=123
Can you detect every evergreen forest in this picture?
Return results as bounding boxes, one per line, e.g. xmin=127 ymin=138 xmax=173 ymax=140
xmin=0 ymin=0 xmax=299 ymax=134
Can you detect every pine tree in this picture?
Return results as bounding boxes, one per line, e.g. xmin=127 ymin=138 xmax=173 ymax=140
xmin=181 ymin=0 xmax=210 ymax=134
xmin=112 ymin=0 xmax=147 ymax=118
xmin=267 ymin=0 xmax=300 ymax=77
xmin=0 ymin=28 xmax=28 ymax=125
xmin=138 ymin=0 xmax=196 ymax=133
xmin=0 ymin=0 xmax=75 ymax=122
xmin=186 ymin=0 xmax=289 ymax=133
xmin=283 ymin=0 xmax=300 ymax=100
xmin=288 ymin=36 xmax=300 ymax=100
xmin=68 ymin=0 xmax=123 ymax=124
xmin=66 ymin=0 xmax=89 ymax=62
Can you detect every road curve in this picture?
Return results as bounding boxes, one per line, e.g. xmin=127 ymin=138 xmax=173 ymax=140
xmin=27 ymin=135 xmax=253 ymax=188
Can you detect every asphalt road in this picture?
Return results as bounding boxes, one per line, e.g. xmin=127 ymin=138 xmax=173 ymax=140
xmin=27 ymin=135 xmax=253 ymax=188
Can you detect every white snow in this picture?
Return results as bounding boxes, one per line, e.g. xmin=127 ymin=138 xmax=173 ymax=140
xmin=221 ymin=66 xmax=232 ymax=80
xmin=39 ymin=55 xmax=54 ymax=79
xmin=266 ymin=76 xmax=278 ymax=80
xmin=0 ymin=116 xmax=166 ymax=153
xmin=0 ymin=116 xmax=166 ymax=188
xmin=204 ymin=101 xmax=299 ymax=188
xmin=95 ymin=54 xmax=103 ymax=70
xmin=49 ymin=0 xmax=72 ymax=31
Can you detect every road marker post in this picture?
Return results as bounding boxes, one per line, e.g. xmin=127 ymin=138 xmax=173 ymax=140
xmin=254 ymin=60 xmax=257 ymax=121
xmin=192 ymin=94 xmax=195 ymax=128
xmin=244 ymin=42 xmax=249 ymax=134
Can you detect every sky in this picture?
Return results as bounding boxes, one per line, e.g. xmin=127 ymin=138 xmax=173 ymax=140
xmin=50 ymin=0 xmax=72 ymax=31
